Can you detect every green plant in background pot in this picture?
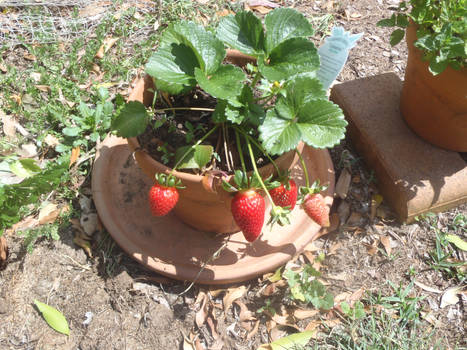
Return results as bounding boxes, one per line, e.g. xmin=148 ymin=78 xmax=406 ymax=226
xmin=112 ymin=8 xmax=347 ymax=241
xmin=377 ymin=0 xmax=467 ymax=151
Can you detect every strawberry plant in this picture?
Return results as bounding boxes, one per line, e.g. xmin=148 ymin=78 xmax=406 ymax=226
xmin=377 ymin=0 xmax=467 ymax=75
xmin=112 ymin=8 xmax=347 ymax=241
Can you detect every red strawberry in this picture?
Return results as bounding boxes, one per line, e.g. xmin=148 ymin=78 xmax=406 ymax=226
xmin=148 ymin=183 xmax=179 ymax=216
xmin=269 ymin=179 xmax=298 ymax=210
xmin=303 ymin=193 xmax=330 ymax=227
xmin=231 ymin=190 xmax=265 ymax=242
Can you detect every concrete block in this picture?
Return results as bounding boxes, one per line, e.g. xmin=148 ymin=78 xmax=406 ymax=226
xmin=330 ymin=73 xmax=467 ymax=222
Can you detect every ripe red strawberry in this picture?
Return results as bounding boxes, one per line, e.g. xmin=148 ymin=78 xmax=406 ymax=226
xmin=269 ymin=179 xmax=298 ymax=210
xmin=148 ymin=183 xmax=179 ymax=216
xmin=231 ymin=189 xmax=265 ymax=242
xmin=303 ymin=193 xmax=330 ymax=227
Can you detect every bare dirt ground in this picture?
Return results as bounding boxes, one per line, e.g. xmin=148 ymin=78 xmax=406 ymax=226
xmin=1 ymin=1 xmax=466 ymax=349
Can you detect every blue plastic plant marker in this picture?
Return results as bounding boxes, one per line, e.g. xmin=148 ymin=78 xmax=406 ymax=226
xmin=317 ymin=27 xmax=363 ymax=90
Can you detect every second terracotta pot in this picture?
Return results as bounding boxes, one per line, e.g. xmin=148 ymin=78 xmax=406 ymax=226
xmin=127 ymin=74 xmax=304 ymax=234
xmin=400 ymin=24 xmax=467 ymax=152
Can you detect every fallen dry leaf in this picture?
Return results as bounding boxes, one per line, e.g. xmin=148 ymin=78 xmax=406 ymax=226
xmin=195 ymin=292 xmax=209 ymax=328
xmin=249 ymin=5 xmax=274 ymax=14
xmin=234 ymin=300 xmax=256 ymax=322
xmin=322 ymin=318 xmax=341 ymax=328
xmin=95 ymin=37 xmax=119 ymax=59
xmin=303 ymin=241 xmax=320 ymax=252
xmin=30 ymin=72 xmax=41 ymax=82
xmin=328 ymin=241 xmax=342 ymax=255
xmin=1 ymin=111 xmax=16 ymax=138
xmin=305 ymin=319 xmax=321 ymax=331
xmin=10 ymin=94 xmax=21 ymax=105
xmin=182 ymin=334 xmax=196 ymax=350
xmin=206 ymin=316 xmax=219 ymax=339
xmin=364 ymin=239 xmax=379 ymax=256
xmin=73 ymin=235 xmax=92 ymax=257
xmin=247 ymin=319 xmax=260 ymax=340
xmin=248 ymin=0 xmax=280 ymax=7
xmin=335 ymin=168 xmax=351 ymax=199
xmin=440 ymin=286 xmax=463 ymax=308
xmin=35 ymin=85 xmax=50 ymax=92
xmin=349 ymin=288 xmax=365 ymax=305
xmin=223 ymin=286 xmax=247 ymax=312
xmin=380 ymin=235 xmax=392 ymax=256
xmin=302 ymin=250 xmax=315 ymax=265
xmin=9 ymin=215 xmax=38 ymax=233
xmin=38 ymin=203 xmax=59 ymax=225
xmin=0 ymin=62 xmax=7 ymax=73
xmin=70 ymin=147 xmax=80 ymax=167
xmin=23 ymin=53 xmax=36 ymax=61
xmin=414 ymin=281 xmax=442 ymax=294
xmin=314 ymin=213 xmax=340 ymax=240
xmin=208 ymin=287 xmax=226 ymax=298
xmin=216 ymin=9 xmax=233 ymax=17
xmin=293 ymin=309 xmax=319 ymax=320
xmin=0 ymin=236 xmax=8 ymax=268
xmin=43 ymin=134 xmax=59 ymax=147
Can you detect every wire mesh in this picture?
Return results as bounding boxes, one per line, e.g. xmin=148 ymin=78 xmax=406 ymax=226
xmin=0 ymin=0 xmax=156 ymax=45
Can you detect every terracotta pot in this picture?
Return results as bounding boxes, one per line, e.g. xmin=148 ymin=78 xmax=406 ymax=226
xmin=127 ymin=52 xmax=304 ymax=234
xmin=400 ymin=24 xmax=467 ymax=151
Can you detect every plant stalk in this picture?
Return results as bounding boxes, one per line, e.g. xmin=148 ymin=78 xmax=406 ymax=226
xmin=154 ymin=107 xmax=215 ymax=113
xmin=234 ymin=129 xmax=247 ymax=175
xmin=234 ymin=126 xmax=281 ymax=175
xmin=250 ymin=71 xmax=262 ymax=87
xmin=296 ymin=148 xmax=310 ymax=188
xmin=245 ymin=135 xmax=275 ymax=205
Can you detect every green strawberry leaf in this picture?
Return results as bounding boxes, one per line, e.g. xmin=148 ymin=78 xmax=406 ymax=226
xmin=258 ymin=38 xmax=319 ymax=81
xmin=216 ymin=11 xmax=265 ymax=56
xmin=145 ymin=46 xmax=198 ymax=95
xmin=264 ymin=8 xmax=314 ymax=54
xmin=174 ymin=145 xmax=213 ymax=169
xmin=34 ymin=300 xmax=70 ymax=335
xmin=62 ymin=127 xmax=81 ymax=137
xmin=194 ymin=64 xmax=246 ymax=100
xmin=283 ymin=73 xmax=326 ymax=108
xmin=259 ymin=97 xmax=346 ymax=155
xmin=160 ymin=21 xmax=225 ymax=75
xmin=111 ymin=101 xmax=149 ymax=138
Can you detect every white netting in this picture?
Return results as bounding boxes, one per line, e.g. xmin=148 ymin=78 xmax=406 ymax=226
xmin=0 ymin=0 xmax=157 ymax=45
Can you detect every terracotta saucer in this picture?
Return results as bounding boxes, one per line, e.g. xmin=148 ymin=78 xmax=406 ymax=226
xmin=92 ymin=135 xmax=335 ymax=284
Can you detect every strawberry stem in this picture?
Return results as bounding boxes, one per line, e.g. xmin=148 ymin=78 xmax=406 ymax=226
xmin=245 ymin=135 xmax=275 ymax=205
xmin=172 ymin=124 xmax=219 ymax=171
xmin=234 ymin=126 xmax=281 ymax=175
xmin=250 ymin=71 xmax=262 ymax=87
xmin=296 ymin=148 xmax=310 ymax=188
xmin=234 ymin=129 xmax=248 ymax=186
xmin=154 ymin=107 xmax=215 ymax=113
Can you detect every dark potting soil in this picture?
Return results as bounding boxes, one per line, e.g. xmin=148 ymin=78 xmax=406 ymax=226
xmin=136 ymin=87 xmax=268 ymax=174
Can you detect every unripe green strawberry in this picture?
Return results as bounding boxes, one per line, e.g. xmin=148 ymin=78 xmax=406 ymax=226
xmin=303 ymin=193 xmax=330 ymax=227
xmin=231 ymin=189 xmax=265 ymax=242
xmin=148 ymin=183 xmax=179 ymax=216
xmin=269 ymin=179 xmax=298 ymax=209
